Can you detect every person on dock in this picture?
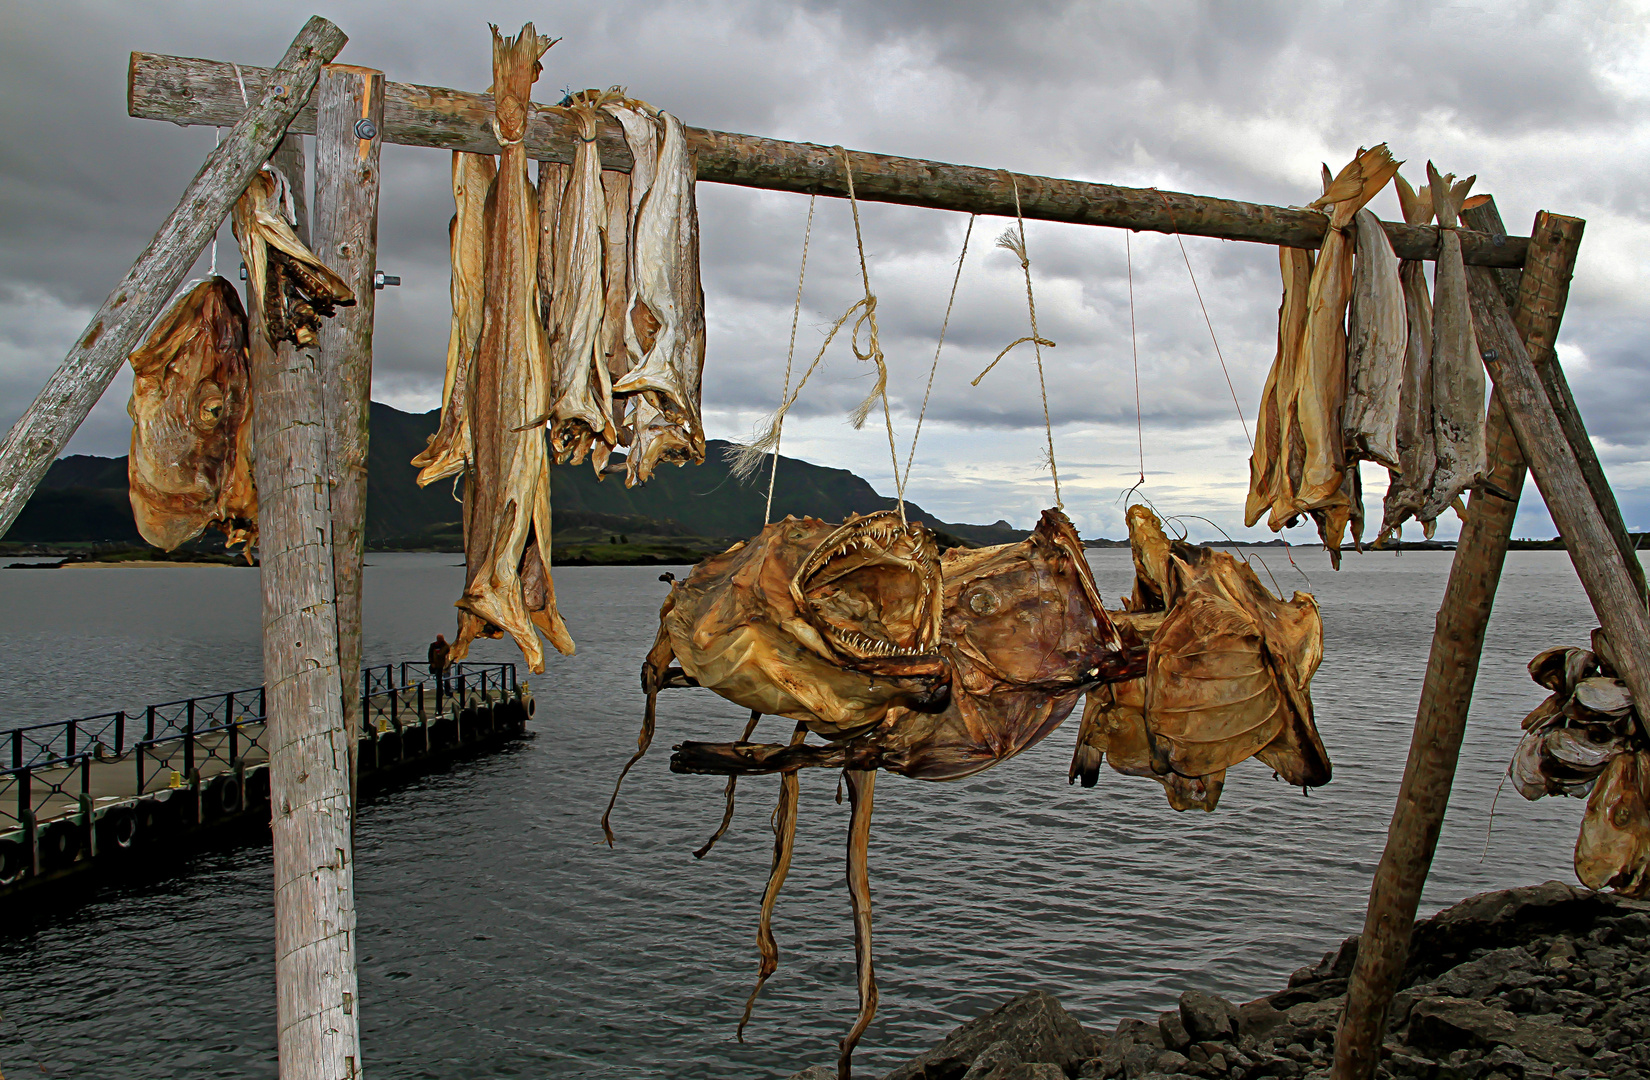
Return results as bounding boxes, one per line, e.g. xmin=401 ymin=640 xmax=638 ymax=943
xmin=429 ymin=633 xmax=450 ymax=709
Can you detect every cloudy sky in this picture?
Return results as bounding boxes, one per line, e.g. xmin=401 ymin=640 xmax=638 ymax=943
xmin=3 ymin=0 xmax=1648 ymax=543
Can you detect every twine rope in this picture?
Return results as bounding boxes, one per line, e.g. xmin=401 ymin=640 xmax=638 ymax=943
xmin=973 ymin=175 xmax=1062 ymax=509
xmin=899 ymin=214 xmax=975 ymax=501
xmin=764 ymin=195 xmax=817 ymax=524
xmin=839 ymin=149 xmax=906 ymax=524
xmin=1127 ymin=230 xmax=1144 ymax=485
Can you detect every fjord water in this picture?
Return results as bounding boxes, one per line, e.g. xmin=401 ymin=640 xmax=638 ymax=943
xmin=0 ymin=550 xmax=1601 ymax=1079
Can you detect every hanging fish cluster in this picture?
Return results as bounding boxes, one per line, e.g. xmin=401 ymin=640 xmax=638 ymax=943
xmin=1511 ymin=633 xmax=1649 ymax=897
xmin=125 ymin=278 xmax=258 ymax=556
xmin=1069 ymin=505 xmax=1330 ymax=810
xmin=125 ymin=161 xmax=355 ymax=559
xmin=1245 ymin=147 xmax=1487 ymax=565
xmin=413 ymin=26 xmax=706 ymax=670
xmin=540 ymin=88 xmax=705 ymax=484
xmin=605 ymin=507 xmax=1143 ymax=1078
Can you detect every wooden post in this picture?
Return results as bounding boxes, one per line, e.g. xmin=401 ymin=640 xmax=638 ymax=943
xmin=271 ymin=135 xmax=309 ymax=242
xmin=255 ymin=152 xmax=364 ymax=1079
xmin=0 ymin=18 xmax=345 ymax=538
xmin=313 ymin=65 xmax=385 ymax=815
xmin=1331 ymin=202 xmax=1577 ymax=1080
xmin=126 ymin=52 xmax=1528 ymax=269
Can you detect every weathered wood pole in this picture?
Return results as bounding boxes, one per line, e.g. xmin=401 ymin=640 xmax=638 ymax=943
xmin=1331 ymin=202 xmax=1578 ymax=1080
xmin=0 ymin=18 xmax=345 ymax=538
xmin=313 ymin=65 xmax=386 ymax=813
xmin=255 ymin=140 xmax=364 ymax=1080
xmin=126 ymin=52 xmax=1529 ymax=269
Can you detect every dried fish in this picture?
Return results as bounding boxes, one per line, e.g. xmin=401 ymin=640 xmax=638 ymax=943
xmin=1343 ymin=207 xmax=1407 ymax=468
xmin=1574 ymin=676 xmax=1634 ymax=717
xmin=1379 ymin=173 xmax=1437 ymax=541
xmin=411 ymin=152 xmax=496 ymax=487
xmin=605 ymin=100 xmax=706 ymax=485
xmin=1245 ymin=247 xmax=1313 ymax=530
xmin=126 ymin=277 xmax=257 ymax=555
xmin=626 ymin=509 xmax=1140 ymax=1078
xmin=1418 ymin=162 xmax=1485 ymax=521
xmin=1510 ymin=640 xmax=1640 ymax=806
xmin=230 ymin=166 xmax=354 ymax=350
xmin=1575 ymin=749 xmax=1650 ymax=896
xmin=451 ymin=24 xmax=574 ymax=672
xmin=547 ymin=89 xmax=620 ymax=470
xmin=1529 ymin=645 xmax=1598 ymax=694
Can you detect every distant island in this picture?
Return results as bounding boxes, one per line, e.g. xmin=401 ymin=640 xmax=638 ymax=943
xmin=2 ymin=402 xmax=1028 ymax=566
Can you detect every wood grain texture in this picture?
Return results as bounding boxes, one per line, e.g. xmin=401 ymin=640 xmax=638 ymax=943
xmin=1332 ymin=197 xmax=1558 ymax=1080
xmin=0 ymin=20 xmax=346 ymax=539
xmin=313 ymin=65 xmax=385 ymax=823
xmin=255 ymin=151 xmax=363 ymax=1080
xmin=127 ymin=51 xmax=1531 ymax=268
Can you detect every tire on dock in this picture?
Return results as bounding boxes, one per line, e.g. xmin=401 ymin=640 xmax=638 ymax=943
xmin=95 ymin=804 xmax=139 ymax=853
xmin=0 ymin=835 xmax=28 ymax=883
xmin=37 ymin=818 xmax=84 ymax=871
xmin=204 ymin=773 xmax=242 ymax=820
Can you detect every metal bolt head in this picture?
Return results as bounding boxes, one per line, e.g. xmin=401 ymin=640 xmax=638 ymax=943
xmin=354 ymin=118 xmax=378 ymax=141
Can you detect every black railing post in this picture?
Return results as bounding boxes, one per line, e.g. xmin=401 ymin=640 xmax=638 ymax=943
xmin=184 ymin=698 xmax=196 ymax=779
xmin=226 ymin=691 xmax=239 ymax=761
xmin=17 ymin=767 xmax=30 ymax=829
xmin=115 ymin=710 xmax=126 ymax=755
xmin=136 ymin=744 xmax=145 ymax=794
xmin=416 ymin=682 xmax=424 ymax=725
xmin=10 ymin=729 xmax=20 ymax=769
xmin=65 ymin=719 xmax=76 ymax=758
xmin=146 ymin=704 xmax=156 ymax=741
xmin=81 ymin=755 xmax=91 ymax=799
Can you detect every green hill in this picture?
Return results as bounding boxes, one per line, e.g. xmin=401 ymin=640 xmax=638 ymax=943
xmin=3 ymin=403 xmax=1028 ymax=558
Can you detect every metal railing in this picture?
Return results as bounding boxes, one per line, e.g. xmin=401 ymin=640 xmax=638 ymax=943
xmin=0 ymin=660 xmax=518 ymax=835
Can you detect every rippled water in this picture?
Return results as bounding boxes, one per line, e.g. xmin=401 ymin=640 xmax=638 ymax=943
xmin=0 ymin=549 xmax=1608 ymax=1079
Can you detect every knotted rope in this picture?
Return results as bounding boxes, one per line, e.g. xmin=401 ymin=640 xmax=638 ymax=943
xmin=898 ymin=214 xmax=975 ymax=501
xmin=971 ymin=175 xmax=1062 ymax=509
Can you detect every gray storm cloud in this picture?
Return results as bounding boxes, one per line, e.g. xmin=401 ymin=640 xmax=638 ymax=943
xmin=2 ymin=0 xmax=1647 ymax=540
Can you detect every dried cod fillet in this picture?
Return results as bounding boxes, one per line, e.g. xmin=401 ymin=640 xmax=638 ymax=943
xmin=412 ymin=152 xmax=496 ymax=487
xmin=452 ymin=23 xmax=573 ymax=672
xmin=1575 ymin=749 xmax=1650 ymax=896
xmin=1070 ymin=506 xmax=1329 ymax=799
xmin=547 ymin=89 xmax=620 ymax=471
xmin=1292 ymin=145 xmax=1401 ymax=516
xmin=1246 ymin=247 xmax=1314 ymax=529
xmin=231 ymin=166 xmax=355 ymax=350
xmin=1380 ymin=174 xmax=1439 ymax=542
xmin=126 ymin=277 xmax=258 ymax=555
xmin=606 ymin=100 xmax=707 ymax=486
xmin=1419 ymin=162 xmax=1486 ymax=521
xmin=1343 ymin=207 xmax=1407 ymax=468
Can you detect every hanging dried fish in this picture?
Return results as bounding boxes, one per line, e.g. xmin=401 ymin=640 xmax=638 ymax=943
xmin=412 ymin=152 xmax=496 ymax=487
xmin=1342 ymin=207 xmax=1407 ymax=468
xmin=651 ymin=508 xmax=1141 ymax=1079
xmin=1575 ymin=749 xmax=1650 ymax=896
xmin=231 ymin=166 xmax=354 ymax=350
xmin=1245 ymin=246 xmax=1314 ymax=531
xmin=1418 ymin=162 xmax=1485 ymax=522
xmin=451 ymin=23 xmax=573 ymax=672
xmin=547 ymin=89 xmax=621 ymax=472
xmin=1379 ymin=174 xmax=1437 ymax=542
xmin=1070 ymin=506 xmax=1329 ymax=805
xmin=126 ymin=277 xmax=257 ymax=555
xmin=605 ymin=100 xmax=706 ymax=486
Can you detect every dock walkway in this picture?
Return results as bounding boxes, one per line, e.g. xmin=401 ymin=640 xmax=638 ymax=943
xmin=0 ymin=660 xmax=532 ymax=900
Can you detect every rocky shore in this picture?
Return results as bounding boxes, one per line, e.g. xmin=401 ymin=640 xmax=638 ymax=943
xmin=791 ymin=882 xmax=1650 ymax=1080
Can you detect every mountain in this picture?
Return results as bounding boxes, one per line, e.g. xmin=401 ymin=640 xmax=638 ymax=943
xmin=3 ymin=403 xmax=1029 ymax=553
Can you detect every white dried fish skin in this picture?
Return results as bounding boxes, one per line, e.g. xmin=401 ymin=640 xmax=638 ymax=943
xmin=1343 ymin=208 xmax=1407 ymax=468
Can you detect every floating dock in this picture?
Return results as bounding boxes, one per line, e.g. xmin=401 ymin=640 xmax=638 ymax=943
xmin=0 ymin=660 xmax=532 ymax=906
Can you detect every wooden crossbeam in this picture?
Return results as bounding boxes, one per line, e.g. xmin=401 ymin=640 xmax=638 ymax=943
xmin=128 ymin=51 xmax=1529 ymax=268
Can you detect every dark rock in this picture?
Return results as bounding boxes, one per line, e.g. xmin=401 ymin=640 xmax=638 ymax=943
xmin=786 ymin=1068 xmax=836 ymax=1080
xmin=1384 ymin=1048 xmax=1435 ymax=1078
xmin=1120 ymin=1041 xmax=1161 ymax=1079
xmin=1153 ymin=1051 xmax=1190 ymax=1074
xmin=1235 ymin=998 xmax=1285 ymax=1039
xmin=961 ymin=1040 xmax=1021 ymax=1080
xmin=1116 ymin=1018 xmax=1166 ymax=1050
xmin=1159 ymin=1011 xmax=1191 ymax=1052
xmin=1281 ymin=997 xmax=1344 ymax=1040
xmin=1406 ymin=997 xmax=1519 ymax=1051
xmin=1179 ymin=990 xmax=1238 ymax=1043
xmin=883 ymin=991 xmax=1099 ymax=1080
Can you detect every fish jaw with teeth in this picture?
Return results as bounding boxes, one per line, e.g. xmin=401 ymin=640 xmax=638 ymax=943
xmin=789 ymin=511 xmax=944 ymax=676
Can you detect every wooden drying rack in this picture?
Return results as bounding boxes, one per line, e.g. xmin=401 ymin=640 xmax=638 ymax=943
xmin=0 ymin=16 xmax=1642 ymax=1080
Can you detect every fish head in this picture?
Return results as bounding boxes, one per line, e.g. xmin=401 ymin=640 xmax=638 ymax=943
xmin=942 ymin=507 xmax=1141 ymax=691
xmin=126 ymin=277 xmax=251 ymax=551
xmin=784 ymin=510 xmax=945 ymax=677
